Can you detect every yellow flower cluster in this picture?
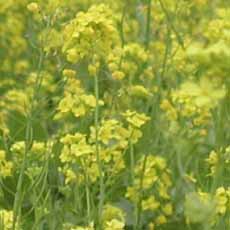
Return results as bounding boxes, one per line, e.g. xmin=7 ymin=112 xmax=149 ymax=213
xmin=161 ymin=76 xmax=226 ymax=138
xmin=129 ymin=85 xmax=152 ymax=99
xmin=185 ymin=186 xmax=230 ymax=226
xmin=0 ymin=209 xmax=19 ymax=230
xmin=60 ymin=133 xmax=93 ymax=162
xmin=63 ymin=222 xmax=94 ymax=230
xmin=59 ymin=132 xmax=96 ymax=184
xmin=63 ymin=202 xmax=125 ymax=229
xmin=0 ymin=150 xmax=13 ymax=177
xmin=27 ymin=2 xmax=39 ymax=13
xmin=185 ymin=191 xmax=215 ymax=225
xmin=186 ymin=7 xmax=230 ymax=76
xmin=0 ymin=0 xmax=229 ymax=229
xmin=160 ymin=99 xmax=178 ymax=122
xmin=126 ymin=155 xmax=173 ymax=227
xmin=62 ymin=4 xmax=119 ymax=64
xmin=11 ymin=141 xmax=47 ymax=159
xmin=172 ymin=77 xmax=226 ymax=112
xmin=1 ymin=89 xmax=30 ymax=115
xmin=215 ymin=187 xmax=229 ymax=215
xmin=55 ymin=76 xmax=103 ymax=119
xmin=107 ymin=43 xmax=149 ymax=81
xmin=59 ymin=108 xmax=150 ymax=185
xmin=0 ymin=110 xmax=9 ymax=135
xmin=90 ymin=119 xmax=129 ymax=147
xmin=102 ymin=204 xmax=125 ymax=230
xmin=122 ymin=110 xmax=150 ymax=143
xmin=10 ymin=140 xmax=52 ymax=180
xmin=0 ymin=1 xmax=27 ymax=74
xmin=205 ymin=8 xmax=230 ymax=43
xmin=206 ymin=146 xmax=230 ymax=176
xmin=206 ymin=150 xmax=219 ymax=176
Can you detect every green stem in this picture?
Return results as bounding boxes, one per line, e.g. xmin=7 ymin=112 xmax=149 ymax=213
xmin=130 ymin=141 xmax=135 ymax=183
xmin=12 ymin=48 xmax=45 ymax=230
xmin=23 ymin=149 xmax=50 ymax=219
xmin=160 ymin=27 xmax=171 ymax=80
xmin=129 ymin=141 xmax=139 ymax=230
xmin=83 ymin=160 xmax=91 ymax=223
xmin=86 ymin=179 xmax=91 ymax=223
xmin=145 ymin=0 xmax=152 ymax=50
xmin=120 ymin=3 xmax=126 ymax=47
xmin=158 ymin=0 xmax=184 ymax=49
xmin=94 ymin=74 xmax=104 ymax=229
xmin=211 ymin=159 xmax=223 ymax=194
xmin=135 ymin=155 xmax=148 ymax=230
xmin=12 ymin=120 xmax=33 ymax=230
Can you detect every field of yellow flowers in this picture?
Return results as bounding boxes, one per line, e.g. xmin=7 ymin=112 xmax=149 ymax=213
xmin=0 ymin=0 xmax=230 ymax=229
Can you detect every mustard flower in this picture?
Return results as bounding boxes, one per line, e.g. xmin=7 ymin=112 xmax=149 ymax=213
xmin=27 ymin=2 xmax=39 ymax=13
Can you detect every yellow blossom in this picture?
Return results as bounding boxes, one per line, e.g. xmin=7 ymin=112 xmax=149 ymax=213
xmin=27 ymin=2 xmax=39 ymax=13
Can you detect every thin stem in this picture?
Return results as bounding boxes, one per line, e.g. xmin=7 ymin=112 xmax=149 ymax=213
xmin=135 ymin=155 xmax=148 ymax=230
xmin=12 ymin=48 xmax=45 ymax=230
xmin=158 ymin=0 xmax=184 ymax=49
xmin=83 ymin=159 xmax=91 ymax=223
xmin=211 ymin=158 xmax=223 ymax=194
xmin=129 ymin=140 xmax=138 ymax=230
xmin=160 ymin=27 xmax=171 ymax=80
xmin=145 ymin=0 xmax=152 ymax=50
xmin=12 ymin=119 xmax=33 ymax=230
xmin=120 ymin=3 xmax=127 ymax=47
xmin=12 ymin=14 xmax=51 ymax=227
xmin=94 ymin=74 xmax=104 ymax=229
xmin=23 ymin=148 xmax=50 ymax=219
xmin=130 ymin=141 xmax=135 ymax=183
xmin=86 ymin=179 xmax=91 ymax=223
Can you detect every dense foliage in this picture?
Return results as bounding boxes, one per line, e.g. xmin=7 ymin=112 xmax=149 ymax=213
xmin=0 ymin=0 xmax=230 ymax=229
